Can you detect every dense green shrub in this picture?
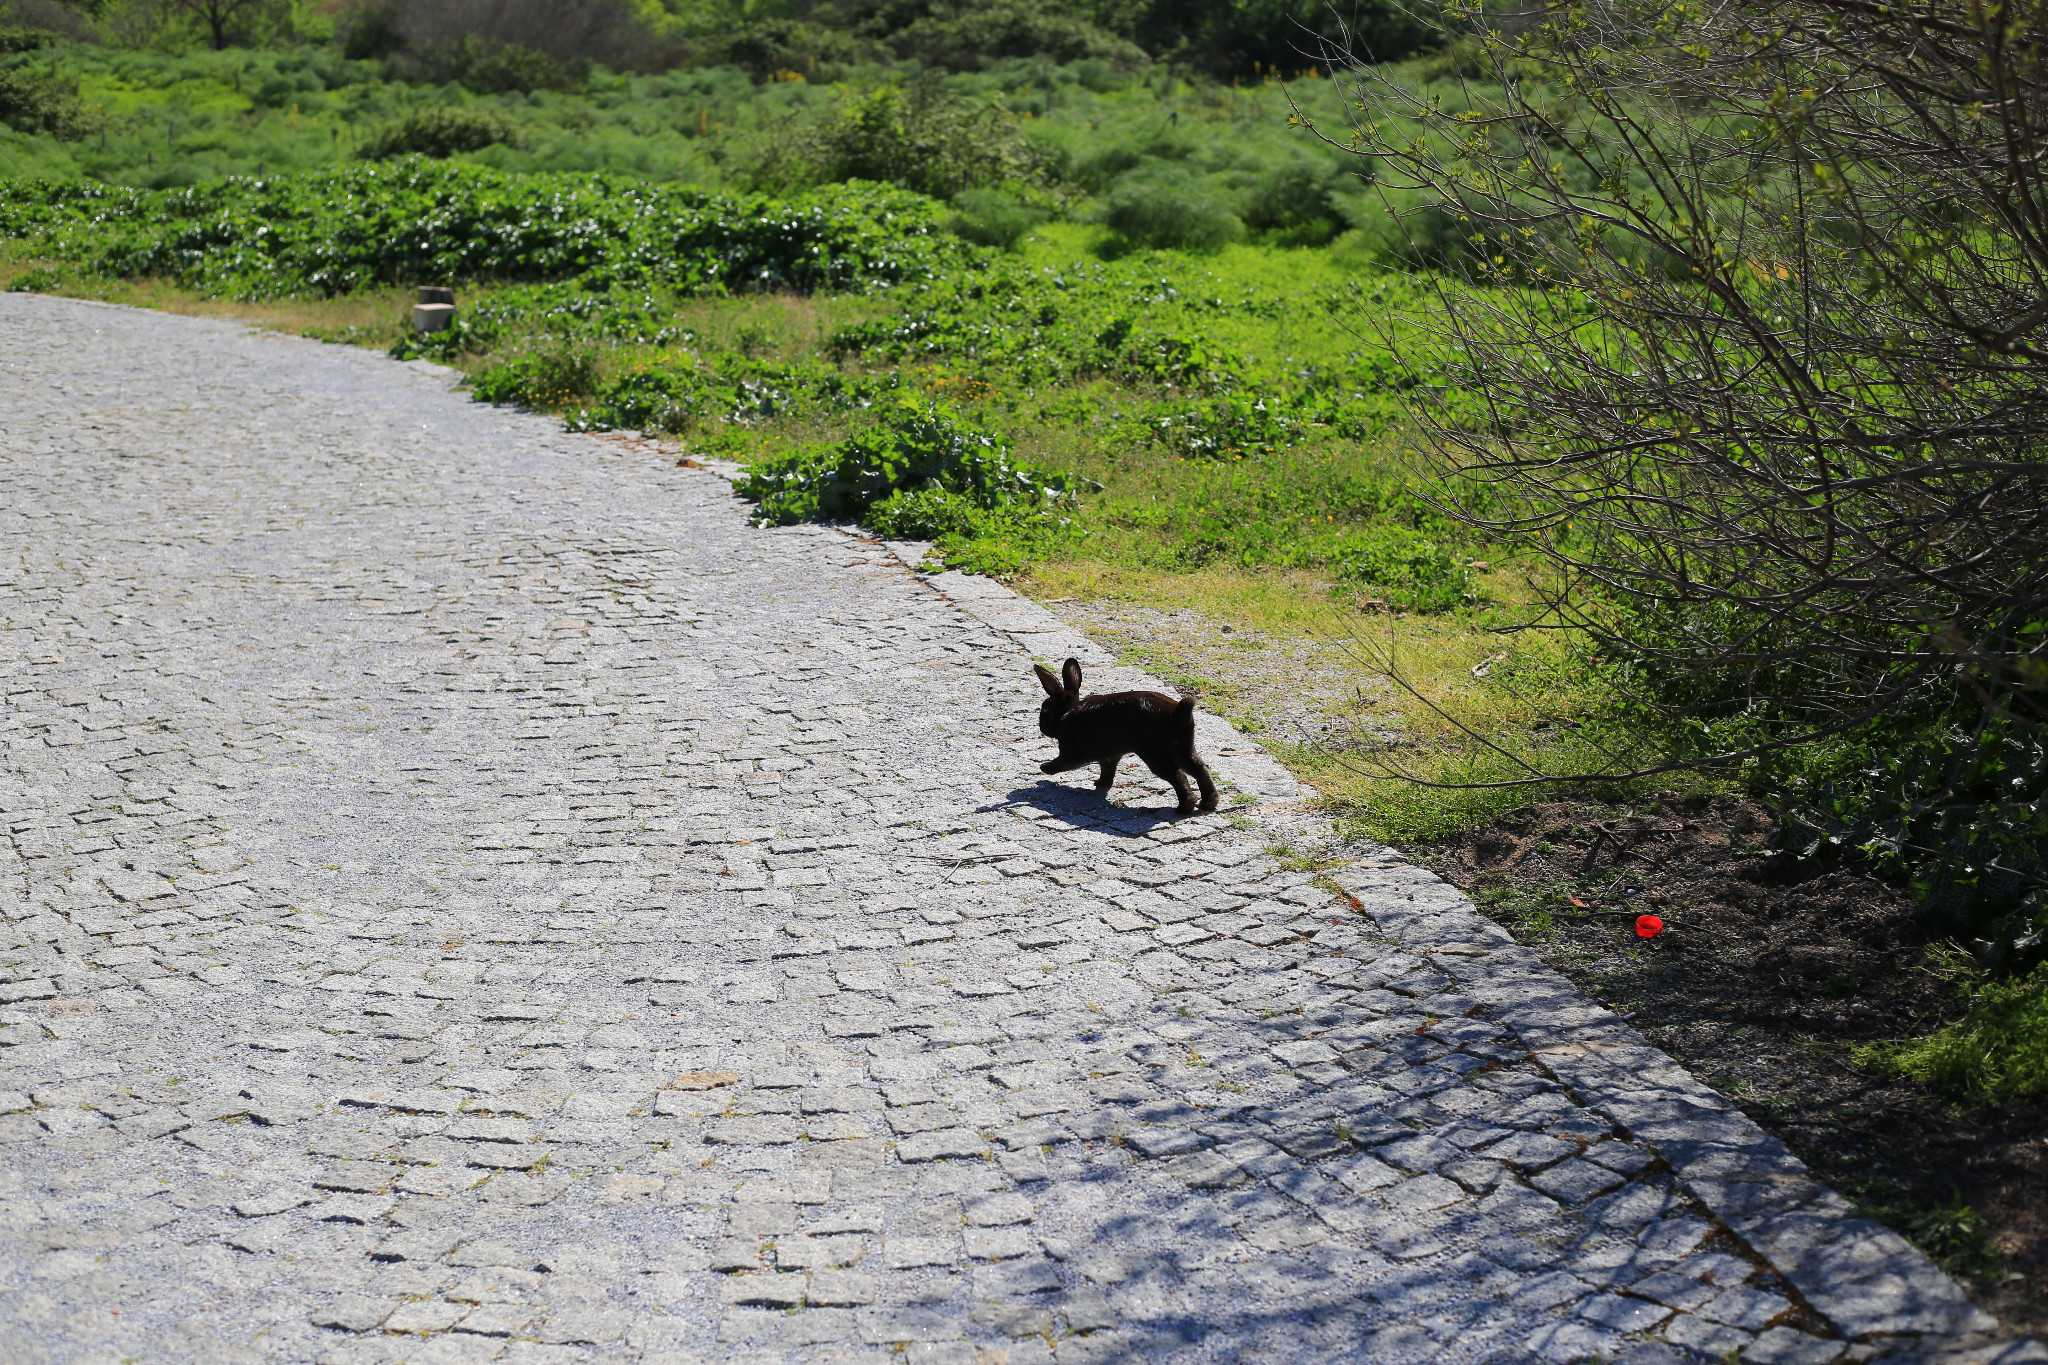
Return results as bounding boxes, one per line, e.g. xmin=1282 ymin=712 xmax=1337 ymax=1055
xmin=357 ymin=105 xmax=524 ymax=160
xmin=413 ymin=36 xmax=570 ymax=93
xmin=0 ymin=63 xmax=87 ymax=139
xmin=947 ymin=188 xmax=1045 ymax=251
xmin=1124 ymin=0 xmax=1439 ymax=76
xmin=340 ymin=4 xmax=406 ymax=61
xmin=1790 ymin=720 xmax=2048 ymax=976
xmin=5 ymin=263 xmax=60 ymax=291
xmin=736 ymin=397 xmax=1089 ymax=527
xmin=1103 ymin=166 xmax=1243 ymax=253
xmin=887 ymin=1 xmax=1147 ymax=71
xmin=713 ymin=19 xmax=883 ymax=79
xmin=1239 ymin=160 xmax=1350 ymax=248
xmin=794 ymin=84 xmax=1059 ymax=201
xmin=862 ymin=486 xmax=1000 ymax=540
xmin=469 ymin=349 xmax=598 ymax=407
xmin=0 ymin=27 xmax=57 ymax=53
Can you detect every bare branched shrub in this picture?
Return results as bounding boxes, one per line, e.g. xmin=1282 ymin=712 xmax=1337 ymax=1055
xmin=170 ymin=0 xmax=269 ymax=51
xmin=1324 ymin=0 xmax=2048 ymax=969
xmin=390 ymin=0 xmax=683 ymax=79
xmin=1329 ymin=0 xmax=2048 ymax=779
xmin=0 ymin=0 xmax=93 ymax=42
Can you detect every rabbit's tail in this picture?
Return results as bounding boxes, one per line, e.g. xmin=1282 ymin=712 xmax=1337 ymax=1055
xmin=1172 ymin=694 xmax=1197 ymax=746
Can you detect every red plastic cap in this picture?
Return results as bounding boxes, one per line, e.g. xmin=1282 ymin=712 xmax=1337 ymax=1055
xmin=1635 ymin=914 xmax=1665 ymax=939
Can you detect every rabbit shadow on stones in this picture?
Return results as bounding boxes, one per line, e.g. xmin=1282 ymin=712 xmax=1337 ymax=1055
xmin=988 ymin=780 xmax=1185 ymax=834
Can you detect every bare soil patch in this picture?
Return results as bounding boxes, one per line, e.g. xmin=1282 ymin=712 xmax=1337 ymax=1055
xmin=1416 ymin=796 xmax=2047 ymax=1336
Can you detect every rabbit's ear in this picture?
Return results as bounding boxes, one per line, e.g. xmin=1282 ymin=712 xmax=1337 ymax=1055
xmin=1033 ymin=663 xmax=1064 ymax=699
xmin=1061 ymin=657 xmax=1083 ymax=697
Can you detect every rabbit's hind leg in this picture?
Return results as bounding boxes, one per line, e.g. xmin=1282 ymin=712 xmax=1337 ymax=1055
xmin=1186 ymin=753 xmax=1219 ymax=812
xmin=1140 ymin=751 xmax=1199 ymax=814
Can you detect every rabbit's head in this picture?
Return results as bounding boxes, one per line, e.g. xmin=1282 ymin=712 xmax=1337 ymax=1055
xmin=1033 ymin=657 xmax=1084 ymax=737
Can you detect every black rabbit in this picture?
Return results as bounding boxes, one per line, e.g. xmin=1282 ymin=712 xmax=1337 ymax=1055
xmin=1033 ymin=657 xmax=1219 ymax=814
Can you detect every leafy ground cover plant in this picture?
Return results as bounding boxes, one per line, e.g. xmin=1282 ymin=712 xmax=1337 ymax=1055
xmin=1787 ymin=721 xmax=2048 ymax=976
xmin=0 ymin=159 xmax=970 ymax=296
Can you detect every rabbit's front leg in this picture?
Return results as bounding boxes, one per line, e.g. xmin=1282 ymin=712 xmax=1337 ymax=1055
xmin=1094 ymin=757 xmax=1118 ymax=790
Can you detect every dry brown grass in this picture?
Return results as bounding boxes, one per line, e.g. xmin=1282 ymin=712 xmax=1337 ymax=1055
xmin=0 ymin=258 xmax=417 ymax=341
xmin=1015 ymin=557 xmax=1684 ymax=842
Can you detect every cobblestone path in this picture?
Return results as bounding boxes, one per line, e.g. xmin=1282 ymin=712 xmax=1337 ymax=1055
xmin=0 ymin=294 xmax=2032 ymax=1365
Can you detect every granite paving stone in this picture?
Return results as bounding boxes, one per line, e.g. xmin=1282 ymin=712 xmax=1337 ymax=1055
xmin=0 ymin=293 xmax=2026 ymax=1363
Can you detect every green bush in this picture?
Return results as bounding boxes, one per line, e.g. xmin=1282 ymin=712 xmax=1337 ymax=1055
xmin=947 ymin=188 xmax=1046 ymax=251
xmin=564 ymin=365 xmax=704 ymax=430
xmin=888 ymin=1 xmax=1147 ymax=71
xmin=715 ymin=19 xmax=883 ymax=79
xmin=1071 ymin=143 xmax=1146 ymax=193
xmin=798 ymin=84 xmax=1060 ymax=201
xmin=1103 ymin=166 xmax=1243 ymax=253
xmin=341 ymin=4 xmax=406 ymax=61
xmin=736 ymin=397 xmax=1089 ymax=528
xmin=5 ymin=264 xmax=60 ymax=291
xmin=1787 ymin=719 xmax=2048 ymax=976
xmin=1239 ymin=160 xmax=1349 ymax=248
xmin=416 ymin=36 xmax=571 ymax=94
xmin=0 ymin=27 xmax=57 ymax=53
xmin=470 ymin=350 xmax=597 ymax=408
xmin=358 ymin=105 xmax=525 ymax=160
xmin=0 ymin=64 xmax=88 ymax=140
xmin=865 ymin=486 xmax=1003 ymax=539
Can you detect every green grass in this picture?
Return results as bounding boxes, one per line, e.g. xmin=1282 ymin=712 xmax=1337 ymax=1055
xmin=1857 ymin=962 xmax=2048 ymax=1106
